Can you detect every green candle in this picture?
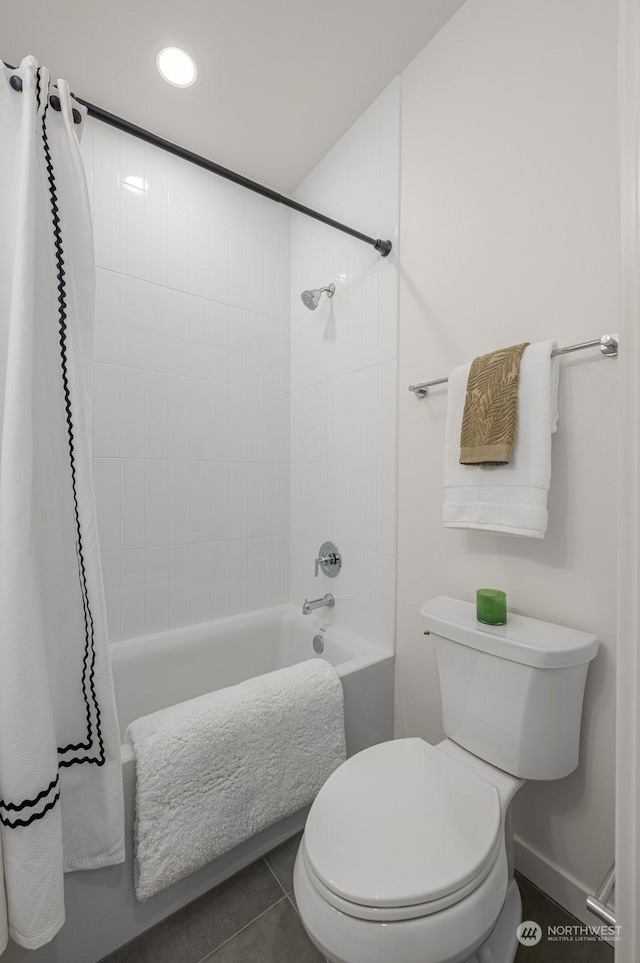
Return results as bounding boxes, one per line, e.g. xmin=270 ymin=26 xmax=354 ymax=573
xmin=476 ymin=588 xmax=507 ymax=625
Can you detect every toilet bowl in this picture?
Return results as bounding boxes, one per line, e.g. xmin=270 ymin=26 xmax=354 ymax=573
xmin=293 ymin=597 xmax=599 ymax=963
xmin=294 ymin=738 xmax=523 ymax=963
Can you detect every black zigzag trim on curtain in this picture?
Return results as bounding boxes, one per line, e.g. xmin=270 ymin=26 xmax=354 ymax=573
xmin=38 ymin=67 xmax=105 ymax=767
xmin=0 ymin=72 xmax=64 ymax=832
xmin=0 ymin=791 xmax=61 ymax=829
xmin=0 ymin=776 xmax=60 ymax=828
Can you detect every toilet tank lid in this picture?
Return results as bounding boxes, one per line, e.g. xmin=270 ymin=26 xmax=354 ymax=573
xmin=421 ymin=597 xmax=599 ymax=669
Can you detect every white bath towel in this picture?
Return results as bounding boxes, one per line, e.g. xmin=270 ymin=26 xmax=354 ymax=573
xmin=443 ymin=341 xmax=560 ymax=537
xmin=127 ymin=659 xmax=346 ymax=901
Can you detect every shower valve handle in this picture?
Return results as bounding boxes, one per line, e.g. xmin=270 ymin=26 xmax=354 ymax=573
xmin=315 ymin=554 xmax=332 ymax=577
xmin=314 ymin=542 xmax=342 ymax=578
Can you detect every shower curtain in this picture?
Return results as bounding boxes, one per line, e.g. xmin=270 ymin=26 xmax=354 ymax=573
xmin=0 ymin=57 xmax=124 ymax=952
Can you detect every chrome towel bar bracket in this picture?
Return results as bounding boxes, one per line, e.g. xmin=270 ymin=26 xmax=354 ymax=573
xmin=586 ymin=862 xmax=616 ymax=928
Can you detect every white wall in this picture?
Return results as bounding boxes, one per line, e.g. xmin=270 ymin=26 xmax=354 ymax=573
xmin=289 ymin=79 xmax=400 ymax=650
xmin=397 ymin=0 xmax=618 ymax=922
xmin=81 ymin=120 xmax=290 ymax=641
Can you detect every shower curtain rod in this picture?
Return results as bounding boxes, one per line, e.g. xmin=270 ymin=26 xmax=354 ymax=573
xmin=81 ymin=99 xmax=393 ymax=256
xmin=4 ymin=61 xmax=393 ymax=257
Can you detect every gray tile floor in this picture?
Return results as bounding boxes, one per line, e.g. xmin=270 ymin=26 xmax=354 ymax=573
xmin=102 ymin=835 xmax=613 ymax=963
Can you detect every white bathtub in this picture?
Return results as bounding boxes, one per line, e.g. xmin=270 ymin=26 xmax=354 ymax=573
xmin=3 ymin=605 xmax=394 ymax=963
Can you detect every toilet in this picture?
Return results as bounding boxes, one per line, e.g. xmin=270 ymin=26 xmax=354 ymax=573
xmin=293 ymin=597 xmax=599 ymax=963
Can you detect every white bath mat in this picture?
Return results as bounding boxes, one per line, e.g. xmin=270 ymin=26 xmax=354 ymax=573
xmin=127 ymin=658 xmax=346 ymax=900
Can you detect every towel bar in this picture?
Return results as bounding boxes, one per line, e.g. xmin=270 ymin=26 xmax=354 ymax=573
xmin=586 ymin=862 xmax=616 ymax=927
xmin=408 ymin=334 xmax=619 ymax=399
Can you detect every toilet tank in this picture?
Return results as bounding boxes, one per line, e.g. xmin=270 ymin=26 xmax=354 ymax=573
xmin=421 ymin=598 xmax=599 ymax=780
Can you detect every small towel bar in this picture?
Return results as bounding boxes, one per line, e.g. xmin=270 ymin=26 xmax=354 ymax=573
xmin=408 ymin=334 xmax=619 ymax=399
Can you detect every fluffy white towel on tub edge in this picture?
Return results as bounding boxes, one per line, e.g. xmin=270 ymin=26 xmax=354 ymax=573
xmin=127 ymin=658 xmax=346 ymax=901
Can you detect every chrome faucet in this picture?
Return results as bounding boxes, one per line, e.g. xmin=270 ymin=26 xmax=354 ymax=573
xmin=302 ymin=593 xmax=335 ymax=615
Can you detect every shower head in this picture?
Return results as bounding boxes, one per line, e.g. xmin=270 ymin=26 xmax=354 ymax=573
xmin=301 ymin=283 xmax=336 ymax=311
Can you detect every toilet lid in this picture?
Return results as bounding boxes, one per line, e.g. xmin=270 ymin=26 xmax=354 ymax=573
xmin=304 ymin=738 xmax=502 ymax=910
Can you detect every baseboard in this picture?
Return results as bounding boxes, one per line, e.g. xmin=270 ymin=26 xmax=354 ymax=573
xmin=514 ymin=835 xmax=603 ymax=930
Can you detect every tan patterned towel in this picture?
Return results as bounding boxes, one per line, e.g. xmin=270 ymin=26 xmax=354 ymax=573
xmin=460 ymin=342 xmax=529 ymax=465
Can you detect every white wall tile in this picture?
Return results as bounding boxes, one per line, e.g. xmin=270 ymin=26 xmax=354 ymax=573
xmin=246 ymin=538 xmax=266 ymax=611
xmin=94 ymin=268 xmax=120 ymax=366
xmin=288 ymin=80 xmax=399 ymax=649
xmin=167 ymin=204 xmax=189 ymax=291
xmin=227 ymin=539 xmax=247 ymax=616
xmin=120 ymin=548 xmax=145 ymax=640
xmin=94 ymin=457 xmax=120 ymax=552
xmin=120 ymin=367 xmax=144 ymax=458
xmin=375 ymin=551 xmax=396 ymax=648
xmin=228 ymin=385 xmax=248 ymax=462
xmin=144 ymin=194 xmax=168 ymax=287
xmin=188 ymin=296 xmax=210 ymax=381
xmin=377 ymin=264 xmax=398 ymax=363
xmin=228 ymin=229 xmax=247 ymax=308
xmin=211 ymin=463 xmax=230 ymax=541
xmin=247 ymin=463 xmax=265 ymax=537
xmin=93 ymin=171 xmax=120 ymax=272
xmin=144 ymin=459 xmax=168 ymax=548
xmin=228 ymin=462 xmax=248 ymax=539
xmin=167 ymin=460 xmax=190 ymax=545
xmin=188 ymin=379 xmax=211 ymax=461
xmin=210 ymin=381 xmax=230 ymax=462
xmin=246 ymin=388 xmax=266 ymax=463
xmin=145 ymin=143 xmax=168 ymax=200
xmin=210 ymin=542 xmax=230 ymax=620
xmin=189 ymin=542 xmax=211 ymax=624
xmin=377 ymin=360 xmax=397 ymax=458
xmin=376 ymin=457 xmax=396 ymax=557
xmin=246 ymin=311 xmax=265 ymax=388
xmin=168 ymin=544 xmax=190 ymax=628
xmin=144 ymin=282 xmax=168 ymax=373
xmin=167 ymin=155 xmax=189 ymax=209
xmin=119 ymin=182 xmax=145 ymax=279
xmin=188 ymin=212 xmax=210 ymax=299
xmin=120 ymin=459 xmax=145 ymax=550
xmin=228 ymin=183 xmax=247 ymax=233
xmin=93 ymin=363 xmax=120 ymax=458
xmin=144 ymin=371 xmax=168 ymax=458
xmin=228 ymin=307 xmax=248 ymax=386
xmin=210 ymin=176 xmax=229 ymax=224
xmin=210 ymin=220 xmax=230 ymax=303
xmin=90 ymin=115 xmax=293 ymax=641
xmin=145 ymin=546 xmax=169 ymax=635
xmin=119 ymin=275 xmax=146 ymax=369
xmin=93 ymin=121 xmax=118 ymax=177
xmin=189 ymin=461 xmax=212 ymax=542
xmin=210 ymin=301 xmax=230 ymax=383
xmin=247 ymin=238 xmax=265 ymax=315
xmin=165 ymin=289 xmax=190 ymax=377
xmin=361 ymin=461 xmax=378 ymax=553
xmin=101 ymin=550 xmax=121 ymax=642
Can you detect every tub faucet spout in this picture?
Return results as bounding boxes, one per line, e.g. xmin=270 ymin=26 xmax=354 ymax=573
xmin=302 ymin=593 xmax=335 ymax=615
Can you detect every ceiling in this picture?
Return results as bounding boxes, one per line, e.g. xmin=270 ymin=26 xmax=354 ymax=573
xmin=2 ymin=0 xmax=466 ymax=193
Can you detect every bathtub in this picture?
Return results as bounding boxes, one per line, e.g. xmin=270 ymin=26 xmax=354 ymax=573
xmin=3 ymin=605 xmax=394 ymax=963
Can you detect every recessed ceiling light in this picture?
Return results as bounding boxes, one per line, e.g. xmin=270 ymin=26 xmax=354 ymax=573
xmin=156 ymin=46 xmax=197 ymax=88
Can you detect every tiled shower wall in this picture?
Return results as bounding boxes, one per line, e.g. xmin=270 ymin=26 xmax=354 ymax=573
xmin=80 ymin=120 xmax=290 ymax=641
xmin=289 ymin=78 xmax=399 ymax=650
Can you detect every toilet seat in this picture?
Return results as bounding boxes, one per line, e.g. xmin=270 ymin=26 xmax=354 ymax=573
xmin=303 ymin=738 xmax=502 ymax=923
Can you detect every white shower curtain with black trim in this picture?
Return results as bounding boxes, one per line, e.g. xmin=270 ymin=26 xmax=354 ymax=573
xmin=0 ymin=57 xmax=124 ymax=953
